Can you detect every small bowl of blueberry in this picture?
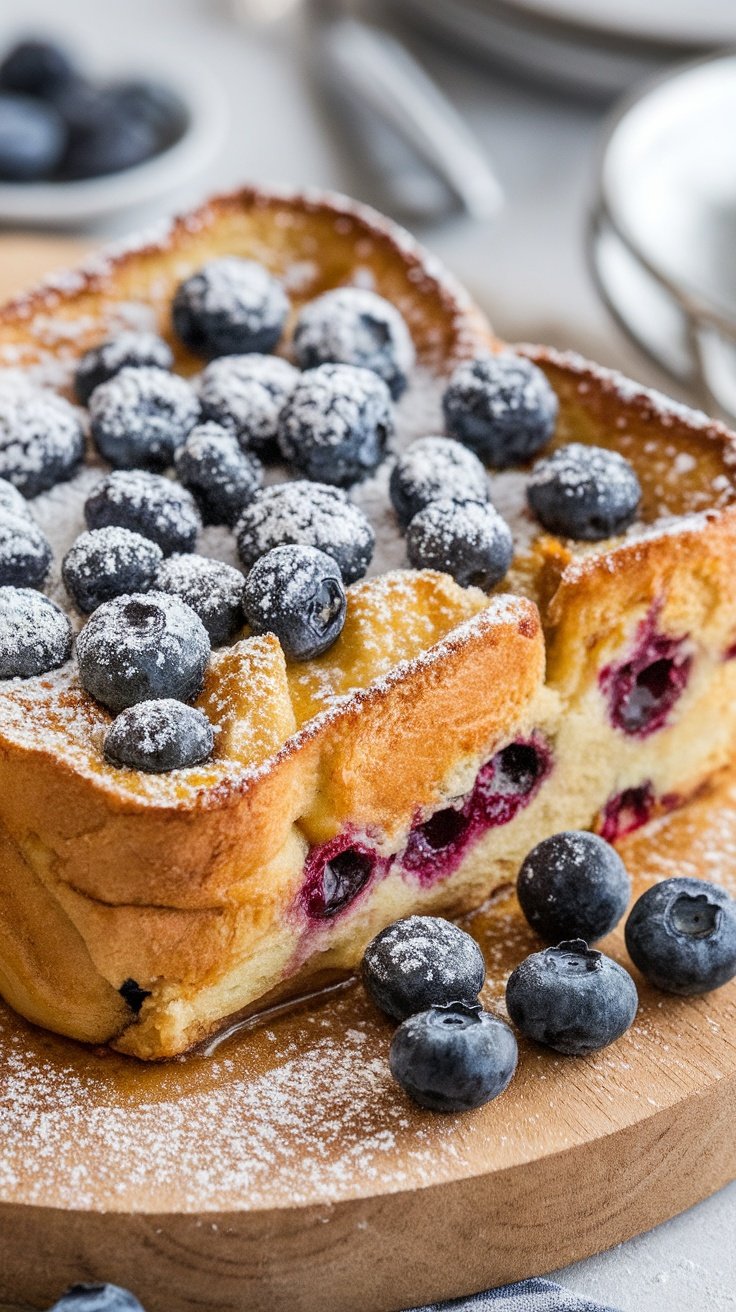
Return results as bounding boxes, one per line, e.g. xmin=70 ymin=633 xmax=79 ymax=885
xmin=0 ymin=36 xmax=226 ymax=225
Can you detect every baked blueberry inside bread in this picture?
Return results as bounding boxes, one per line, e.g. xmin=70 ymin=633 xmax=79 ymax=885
xmin=0 ymin=185 xmax=734 ymax=1059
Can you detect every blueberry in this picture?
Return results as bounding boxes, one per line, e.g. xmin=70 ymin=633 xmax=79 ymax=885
xmin=0 ymin=384 xmax=83 ymax=497
xmin=89 ymin=366 xmax=199 ymax=470
xmin=76 ymin=592 xmax=210 ymax=714
xmin=47 ymin=1282 xmax=146 ymax=1312
xmin=625 ymin=877 xmax=736 ymax=996
xmin=293 ymin=287 xmax=415 ymax=399
xmin=527 ymin=442 xmax=641 ymax=541
xmin=74 ymin=332 xmax=174 ymax=407
xmin=278 ymin=363 xmax=394 ymax=487
xmin=118 ymin=979 xmax=150 ymax=1014
xmin=0 ymin=586 xmax=72 ymax=679
xmin=506 ymin=939 xmax=638 ymax=1056
xmin=406 ymin=498 xmax=513 ymax=589
xmin=0 ymin=40 xmax=77 ymax=98
xmin=0 ymin=476 xmax=31 ymax=520
xmin=58 ymin=84 xmax=158 ymax=180
xmin=390 ymin=435 xmax=489 ymax=528
xmin=198 ymin=354 xmax=299 ymax=458
xmin=85 ymin=470 xmax=201 ymax=556
xmin=443 ymin=353 xmax=558 ymax=468
xmin=517 ymin=831 xmax=631 ymax=945
xmin=389 ymin=1001 xmax=518 ymax=1112
xmin=104 ymin=698 xmax=214 ymax=773
xmin=236 ymin=481 xmax=374 ymax=584
xmin=172 ymin=258 xmax=289 ymax=359
xmin=243 ymin=544 xmax=346 ymax=660
xmin=156 ymin=554 xmax=244 ymax=646
xmin=361 ymin=915 xmax=485 ymax=1021
xmin=0 ymin=92 xmax=65 ymax=180
xmin=0 ymin=511 xmax=51 ymax=587
xmin=174 ymin=422 xmax=262 ymax=527
xmin=62 ymin=527 xmax=163 ymax=614
xmin=106 ymin=79 xmax=186 ymax=151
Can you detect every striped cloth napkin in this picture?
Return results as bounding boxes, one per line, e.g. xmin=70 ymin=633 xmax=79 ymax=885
xmin=410 ymin=1278 xmax=619 ymax=1311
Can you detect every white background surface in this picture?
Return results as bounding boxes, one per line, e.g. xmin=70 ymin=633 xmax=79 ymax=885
xmin=1 ymin=1 xmax=735 ymax=1308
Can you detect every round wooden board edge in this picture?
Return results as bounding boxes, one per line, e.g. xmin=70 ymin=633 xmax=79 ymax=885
xmin=2 ymin=1066 xmax=735 ymax=1312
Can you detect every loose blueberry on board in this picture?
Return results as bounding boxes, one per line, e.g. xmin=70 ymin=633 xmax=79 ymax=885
xmin=625 ymin=877 xmax=736 ymax=996
xmin=506 ymin=939 xmax=638 ymax=1056
xmin=0 ymin=385 xmax=84 ymax=497
xmin=389 ymin=435 xmax=489 ymax=528
xmin=278 ymin=363 xmax=394 ymax=487
xmin=74 ymin=332 xmax=174 ymax=406
xmin=0 ymin=512 xmax=52 ymax=587
xmin=0 ymin=476 xmax=31 ymax=521
xmin=527 ymin=442 xmax=642 ymax=541
xmin=89 ymin=366 xmax=199 ymax=470
xmin=85 ymin=470 xmax=202 ymax=556
xmin=236 ymin=481 xmax=375 ymax=584
xmin=62 ymin=527 xmax=163 ymax=614
xmin=293 ymin=287 xmax=415 ymax=399
xmin=156 ymin=554 xmax=245 ymax=647
xmin=198 ymin=353 xmax=299 ymax=458
xmin=443 ymin=353 xmax=558 ymax=468
xmin=406 ymin=497 xmax=513 ymax=590
xmin=104 ymin=698 xmax=214 ymax=773
xmin=0 ymin=92 xmax=66 ymax=180
xmin=172 ymin=258 xmax=289 ymax=359
xmin=243 ymin=544 xmax=346 ymax=661
xmin=47 ymin=1282 xmax=146 ymax=1312
xmin=174 ymin=421 xmax=263 ymax=527
xmin=76 ymin=592 xmax=210 ymax=714
xmin=0 ymin=39 xmax=78 ymax=98
xmin=517 ymin=830 xmax=631 ymax=945
xmin=389 ymin=1001 xmax=518 ymax=1112
xmin=361 ymin=915 xmax=486 ymax=1021
xmin=0 ymin=586 xmax=72 ymax=679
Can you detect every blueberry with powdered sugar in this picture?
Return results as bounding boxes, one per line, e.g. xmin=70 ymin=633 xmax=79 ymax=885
xmin=527 ymin=442 xmax=641 ymax=540
xmin=76 ymin=591 xmax=210 ymax=714
xmin=62 ymin=527 xmax=163 ymax=614
xmin=89 ymin=366 xmax=199 ymax=470
xmin=156 ymin=554 xmax=245 ymax=646
xmin=0 ymin=512 xmax=52 ymax=587
xmin=293 ymin=287 xmax=415 ymax=400
xmin=278 ymin=363 xmax=393 ymax=487
xmin=517 ymin=831 xmax=631 ymax=945
xmin=172 ymin=257 xmax=289 ymax=359
xmin=47 ymin=1284 xmax=145 ymax=1312
xmin=174 ymin=421 xmax=262 ymax=527
xmin=85 ymin=470 xmax=201 ymax=556
xmin=406 ymin=498 xmax=513 ymax=590
xmin=74 ymin=331 xmax=174 ymax=406
xmin=0 ymin=476 xmax=32 ymax=521
xmin=0 ymin=385 xmax=84 ymax=497
xmin=104 ymin=698 xmax=214 ymax=773
xmin=0 ymin=586 xmax=72 ymax=679
xmin=389 ymin=435 xmax=489 ymax=529
xmin=443 ymin=353 xmax=558 ymax=468
xmin=198 ymin=354 xmax=298 ymax=458
xmin=236 ymin=481 xmax=374 ymax=584
xmin=362 ymin=915 xmax=486 ymax=1021
xmin=243 ymin=544 xmax=346 ymax=661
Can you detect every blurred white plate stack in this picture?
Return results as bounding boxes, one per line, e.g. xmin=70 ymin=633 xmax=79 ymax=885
xmin=392 ymin=0 xmax=736 ymax=98
xmin=591 ymin=53 xmax=736 ymax=421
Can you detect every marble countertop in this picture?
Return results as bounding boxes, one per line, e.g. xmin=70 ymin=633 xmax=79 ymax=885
xmin=2 ymin=0 xmax=735 ymax=1307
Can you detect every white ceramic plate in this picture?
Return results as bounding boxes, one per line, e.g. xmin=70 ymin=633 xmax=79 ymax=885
xmin=496 ymin=0 xmax=736 ymax=47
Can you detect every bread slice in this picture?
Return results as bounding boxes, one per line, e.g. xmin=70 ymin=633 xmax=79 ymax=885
xmin=0 ymin=186 xmax=734 ymax=1058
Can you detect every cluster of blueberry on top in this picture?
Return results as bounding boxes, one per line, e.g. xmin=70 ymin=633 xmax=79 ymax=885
xmin=360 ymin=832 xmax=736 ymax=1113
xmin=0 ymin=249 xmax=643 ymax=775
xmin=0 ymin=37 xmax=187 ymax=183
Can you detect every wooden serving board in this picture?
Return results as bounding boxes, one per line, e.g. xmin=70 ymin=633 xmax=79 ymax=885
xmin=0 ymin=237 xmax=735 ymax=1311
xmin=1 ymin=771 xmax=736 ymax=1312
